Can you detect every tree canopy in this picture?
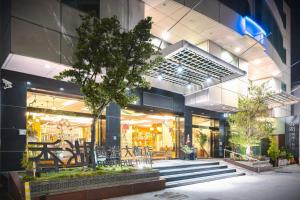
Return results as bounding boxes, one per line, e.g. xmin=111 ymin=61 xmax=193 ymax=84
xmin=55 ymin=15 xmax=163 ymax=117
xmin=228 ymin=84 xmax=274 ymax=152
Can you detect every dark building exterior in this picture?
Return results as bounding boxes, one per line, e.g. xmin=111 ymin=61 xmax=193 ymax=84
xmin=1 ymin=0 xmax=297 ymax=171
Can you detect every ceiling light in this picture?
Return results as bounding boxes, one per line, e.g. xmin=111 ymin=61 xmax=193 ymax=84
xmin=177 ymin=66 xmax=183 ymax=73
xmin=27 ymin=81 xmax=31 ymax=85
xmin=253 ymin=59 xmax=261 ymax=65
xmin=81 ymin=107 xmax=89 ymax=111
xmin=157 ymin=75 xmax=163 ymax=81
xmin=161 ymin=31 xmax=170 ymax=40
xmin=221 ymin=51 xmax=233 ymax=63
xmin=62 ymin=100 xmax=78 ymax=106
xmin=187 ymin=83 xmax=192 ymax=89
xmin=234 ymin=47 xmax=241 ymax=53
xmin=59 ymin=87 xmax=64 ymax=91
xmin=206 ymin=76 xmax=212 ymax=83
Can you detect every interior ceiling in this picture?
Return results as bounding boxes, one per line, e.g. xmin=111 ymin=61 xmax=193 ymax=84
xmin=27 ymin=91 xmax=90 ymax=114
xmin=144 ymin=0 xmax=282 ymax=80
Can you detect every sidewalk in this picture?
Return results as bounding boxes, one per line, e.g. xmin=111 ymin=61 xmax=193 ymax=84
xmin=274 ymin=164 xmax=300 ymax=173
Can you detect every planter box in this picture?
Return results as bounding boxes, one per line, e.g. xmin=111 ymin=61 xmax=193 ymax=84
xmin=23 ymin=170 xmax=165 ymax=199
xmin=278 ymin=159 xmax=288 ymax=167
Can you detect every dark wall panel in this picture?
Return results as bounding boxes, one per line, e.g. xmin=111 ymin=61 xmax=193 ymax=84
xmin=105 ymin=102 xmax=120 ymax=147
xmin=0 ymin=69 xmax=81 ymax=171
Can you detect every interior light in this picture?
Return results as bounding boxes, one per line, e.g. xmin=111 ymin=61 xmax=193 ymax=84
xmin=27 ymin=81 xmax=31 ymax=85
xmin=157 ymin=75 xmax=163 ymax=81
xmin=59 ymin=87 xmax=64 ymax=91
xmin=161 ymin=31 xmax=170 ymax=40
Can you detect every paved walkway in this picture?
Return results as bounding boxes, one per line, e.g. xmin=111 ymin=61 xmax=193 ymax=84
xmin=108 ymin=161 xmax=300 ymax=200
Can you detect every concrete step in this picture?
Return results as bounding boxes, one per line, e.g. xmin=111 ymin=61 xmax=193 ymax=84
xmin=166 ymin=172 xmax=246 ymax=188
xmin=154 ymin=161 xmax=220 ymax=170
xmin=159 ymin=165 xmax=228 ymax=176
xmin=162 ymin=168 xmax=237 ymax=182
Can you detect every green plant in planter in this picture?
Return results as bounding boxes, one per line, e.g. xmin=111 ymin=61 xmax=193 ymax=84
xmin=181 ymin=145 xmax=193 ymax=155
xmin=267 ymin=137 xmax=280 ymax=165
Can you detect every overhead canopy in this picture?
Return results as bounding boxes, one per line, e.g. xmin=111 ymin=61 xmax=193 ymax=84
xmin=266 ymin=91 xmax=300 ymax=108
xmin=148 ymin=40 xmax=246 ymax=89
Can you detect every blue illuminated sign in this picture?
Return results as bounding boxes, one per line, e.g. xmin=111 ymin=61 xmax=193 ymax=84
xmin=238 ymin=16 xmax=267 ymax=44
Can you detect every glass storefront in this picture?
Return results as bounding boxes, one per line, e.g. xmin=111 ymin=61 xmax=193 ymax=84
xmin=26 ymin=91 xmax=103 ymax=146
xmin=121 ymin=109 xmax=184 ymax=159
xmin=192 ymin=115 xmax=220 ymax=158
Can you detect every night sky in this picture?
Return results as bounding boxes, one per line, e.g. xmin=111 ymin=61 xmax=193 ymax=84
xmin=289 ymin=0 xmax=300 ymax=85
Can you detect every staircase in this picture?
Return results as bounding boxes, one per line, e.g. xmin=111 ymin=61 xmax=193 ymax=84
xmin=155 ymin=161 xmax=245 ymax=188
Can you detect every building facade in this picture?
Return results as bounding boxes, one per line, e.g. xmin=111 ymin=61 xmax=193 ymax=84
xmin=0 ymin=0 xmax=298 ymax=171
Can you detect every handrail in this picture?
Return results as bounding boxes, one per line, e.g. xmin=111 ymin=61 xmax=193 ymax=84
xmin=223 ymin=149 xmax=259 ymax=161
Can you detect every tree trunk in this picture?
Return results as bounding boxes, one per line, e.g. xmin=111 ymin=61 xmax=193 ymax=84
xmin=90 ymin=117 xmax=97 ymax=169
xmin=246 ymin=145 xmax=251 ymax=157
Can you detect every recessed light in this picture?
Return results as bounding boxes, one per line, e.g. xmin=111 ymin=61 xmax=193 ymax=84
xmin=157 ymin=75 xmax=163 ymax=81
xmin=59 ymin=87 xmax=64 ymax=91
xmin=253 ymin=59 xmax=261 ymax=65
xmin=221 ymin=51 xmax=233 ymax=63
xmin=206 ymin=76 xmax=212 ymax=83
xmin=161 ymin=31 xmax=170 ymax=40
xmin=177 ymin=66 xmax=183 ymax=73
xmin=187 ymin=83 xmax=192 ymax=89
xmin=27 ymin=81 xmax=31 ymax=85
xmin=234 ymin=47 xmax=241 ymax=53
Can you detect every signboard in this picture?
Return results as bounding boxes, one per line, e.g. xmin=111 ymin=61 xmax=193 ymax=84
xmin=285 ymin=116 xmax=299 ymax=159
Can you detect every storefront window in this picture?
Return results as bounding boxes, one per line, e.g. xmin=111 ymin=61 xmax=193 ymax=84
xmin=121 ymin=109 xmax=183 ymax=159
xmin=26 ymin=91 xmax=104 ymax=145
xmin=192 ymin=115 xmax=220 ymax=158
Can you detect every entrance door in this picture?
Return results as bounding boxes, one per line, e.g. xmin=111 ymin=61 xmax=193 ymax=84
xmin=192 ymin=115 xmax=220 ymax=158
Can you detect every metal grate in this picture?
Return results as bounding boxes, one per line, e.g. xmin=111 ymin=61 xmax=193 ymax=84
xmin=148 ymin=40 xmax=246 ymax=88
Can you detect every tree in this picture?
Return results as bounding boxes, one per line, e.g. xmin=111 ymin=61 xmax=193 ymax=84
xmin=228 ymin=84 xmax=274 ymax=156
xmin=55 ymin=15 xmax=163 ymax=168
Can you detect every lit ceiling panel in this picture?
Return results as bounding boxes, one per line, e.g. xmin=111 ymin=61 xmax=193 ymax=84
xmin=148 ymin=40 xmax=246 ymax=88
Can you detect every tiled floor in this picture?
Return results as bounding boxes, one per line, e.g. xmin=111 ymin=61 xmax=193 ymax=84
xmin=108 ymin=161 xmax=300 ymax=200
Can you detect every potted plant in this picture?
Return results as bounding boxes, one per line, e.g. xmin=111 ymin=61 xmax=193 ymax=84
xmin=180 ymin=145 xmax=193 ymax=160
xmin=195 ymin=131 xmax=208 ymax=158
xmin=267 ymin=137 xmax=280 ymax=167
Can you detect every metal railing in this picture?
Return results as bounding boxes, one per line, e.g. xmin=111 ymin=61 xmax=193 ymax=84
xmin=223 ymin=149 xmax=259 ymax=161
